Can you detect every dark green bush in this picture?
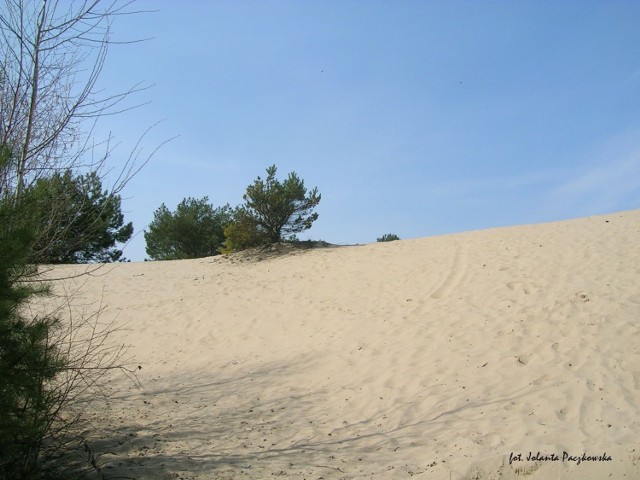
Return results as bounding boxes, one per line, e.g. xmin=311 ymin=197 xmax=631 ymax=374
xmin=145 ymin=197 xmax=232 ymax=260
xmin=24 ymin=170 xmax=133 ymax=263
xmin=377 ymin=233 xmax=400 ymax=242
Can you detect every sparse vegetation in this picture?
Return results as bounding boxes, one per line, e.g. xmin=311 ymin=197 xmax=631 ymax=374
xmin=148 ymin=166 xmax=322 ymax=255
xmin=377 ymin=233 xmax=400 ymax=242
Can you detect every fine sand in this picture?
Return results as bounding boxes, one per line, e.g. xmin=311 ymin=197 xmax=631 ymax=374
xmin=41 ymin=210 xmax=640 ymax=479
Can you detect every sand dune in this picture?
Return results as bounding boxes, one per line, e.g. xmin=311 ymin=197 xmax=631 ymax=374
xmin=43 ymin=210 xmax=640 ymax=479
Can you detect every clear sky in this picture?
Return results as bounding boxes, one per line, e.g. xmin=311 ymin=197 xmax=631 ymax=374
xmin=93 ymin=1 xmax=640 ymax=261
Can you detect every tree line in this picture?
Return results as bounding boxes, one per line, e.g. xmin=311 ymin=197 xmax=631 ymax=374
xmin=5 ymin=158 xmax=406 ymax=263
xmin=0 ymin=161 xmax=322 ymax=264
xmin=144 ymin=164 xmax=321 ymax=260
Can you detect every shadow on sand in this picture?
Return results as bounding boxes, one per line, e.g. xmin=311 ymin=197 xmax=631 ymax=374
xmin=64 ymin=352 xmax=538 ymax=479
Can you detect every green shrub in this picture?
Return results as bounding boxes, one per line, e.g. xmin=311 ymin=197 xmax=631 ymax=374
xmin=219 ymin=208 xmax=265 ymax=254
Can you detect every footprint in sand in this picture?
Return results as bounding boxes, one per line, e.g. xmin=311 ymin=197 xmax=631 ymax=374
xmin=531 ymin=374 xmax=549 ymax=386
xmin=504 ymin=401 xmax=518 ymax=411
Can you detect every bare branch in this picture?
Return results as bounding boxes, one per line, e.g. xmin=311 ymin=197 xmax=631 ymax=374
xmin=1 ymin=0 xmax=159 ymax=197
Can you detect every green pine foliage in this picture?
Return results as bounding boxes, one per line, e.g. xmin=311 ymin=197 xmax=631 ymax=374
xmin=0 ymin=188 xmax=64 ymax=478
xmin=144 ymin=197 xmax=233 ymax=260
xmin=25 ymin=170 xmax=133 ymax=263
xmin=225 ymin=165 xmax=320 ymax=249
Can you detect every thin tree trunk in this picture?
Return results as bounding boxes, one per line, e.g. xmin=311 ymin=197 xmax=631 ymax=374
xmin=16 ymin=0 xmax=45 ymax=198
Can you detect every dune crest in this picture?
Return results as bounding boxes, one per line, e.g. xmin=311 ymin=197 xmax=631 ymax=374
xmin=46 ymin=210 xmax=640 ymax=479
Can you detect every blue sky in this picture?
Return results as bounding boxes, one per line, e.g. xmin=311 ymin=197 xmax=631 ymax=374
xmin=94 ymin=1 xmax=640 ymax=261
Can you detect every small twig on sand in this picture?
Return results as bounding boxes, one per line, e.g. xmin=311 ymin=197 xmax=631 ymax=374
xmin=315 ymin=464 xmax=346 ymax=473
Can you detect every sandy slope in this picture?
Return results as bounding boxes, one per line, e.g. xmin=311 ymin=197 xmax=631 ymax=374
xmin=43 ymin=210 xmax=640 ymax=479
